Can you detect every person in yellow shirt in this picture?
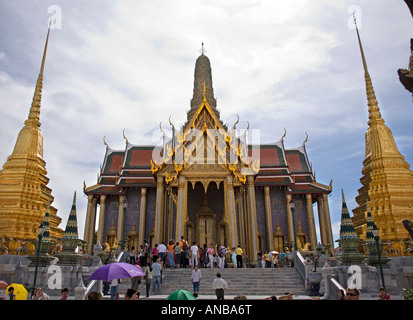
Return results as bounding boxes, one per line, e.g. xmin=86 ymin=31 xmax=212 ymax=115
xmin=179 ymin=236 xmax=189 ymax=268
xmin=235 ymin=244 xmax=243 ymax=268
xmin=167 ymin=239 xmax=176 ymax=268
xmin=264 ymin=251 xmax=270 ymax=268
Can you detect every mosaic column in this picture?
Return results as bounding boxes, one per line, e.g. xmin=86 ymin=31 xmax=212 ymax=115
xmin=83 ymin=194 xmax=93 ymax=245
xmin=246 ymin=176 xmax=258 ymax=262
xmin=97 ymin=194 xmax=106 ymax=245
xmin=285 ymin=193 xmax=294 ymax=243
xmin=238 ymin=187 xmax=247 ymax=248
xmin=225 ymin=176 xmax=238 ymax=248
xmin=87 ymin=197 xmax=97 ymax=255
xmin=154 ymin=176 xmax=165 ymax=244
xmin=317 ymin=196 xmax=327 ymax=246
xmin=138 ymin=188 xmax=147 ymax=247
xmin=323 ymin=193 xmax=334 ymax=253
xmin=117 ymin=195 xmax=125 ymax=247
xmin=175 ymin=176 xmax=187 ymax=240
xmin=306 ymin=193 xmax=317 ymax=249
xmin=264 ymin=186 xmax=274 ymax=251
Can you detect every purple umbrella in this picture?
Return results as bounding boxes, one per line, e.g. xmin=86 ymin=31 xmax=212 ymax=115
xmin=88 ymin=262 xmax=145 ymax=281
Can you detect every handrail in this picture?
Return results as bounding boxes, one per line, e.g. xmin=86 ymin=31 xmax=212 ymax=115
xmin=116 ymin=251 xmax=124 ymax=262
xmin=293 ymin=251 xmax=306 ymax=282
xmin=329 ymin=277 xmax=346 ymax=300
xmin=84 ymin=279 xmax=97 ymax=299
xmin=82 ymin=250 xmax=125 ymax=299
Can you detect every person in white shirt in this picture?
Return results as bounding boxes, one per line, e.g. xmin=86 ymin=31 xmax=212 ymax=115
xmin=191 ymin=265 xmax=202 ymax=294
xmin=157 ymin=241 xmax=167 ymax=265
xmin=152 ymin=257 xmax=163 ymax=293
xmin=110 ymin=279 xmax=120 ymax=300
xmin=212 ymin=272 xmax=228 ymax=300
xmin=190 ymin=242 xmax=199 ymax=267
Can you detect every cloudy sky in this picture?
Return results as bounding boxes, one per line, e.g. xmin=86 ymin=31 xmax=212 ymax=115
xmin=0 ymin=0 xmax=412 ymax=244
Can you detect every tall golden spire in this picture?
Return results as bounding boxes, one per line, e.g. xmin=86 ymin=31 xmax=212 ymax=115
xmin=351 ymin=16 xmax=413 ymax=256
xmin=26 ymin=26 xmax=50 ymax=128
xmin=0 ymin=26 xmax=63 ymax=245
xmin=353 ymin=15 xmax=383 ymax=126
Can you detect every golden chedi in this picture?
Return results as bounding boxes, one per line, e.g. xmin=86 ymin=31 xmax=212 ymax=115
xmin=0 ymin=28 xmax=63 ymax=249
xmin=352 ymin=18 xmax=413 ymax=256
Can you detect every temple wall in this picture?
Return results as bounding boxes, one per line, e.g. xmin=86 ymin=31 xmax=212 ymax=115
xmin=125 ymin=188 xmax=141 ymax=235
xmin=291 ymin=194 xmax=310 ymax=242
xmin=102 ymin=195 xmax=119 ymax=241
xmin=270 ymin=188 xmax=289 ymax=241
xmin=255 ymin=188 xmax=267 ymax=251
xmin=145 ymin=188 xmax=156 ymax=240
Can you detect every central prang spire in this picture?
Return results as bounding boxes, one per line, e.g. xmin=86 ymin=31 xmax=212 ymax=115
xmin=186 ymin=43 xmax=220 ymax=124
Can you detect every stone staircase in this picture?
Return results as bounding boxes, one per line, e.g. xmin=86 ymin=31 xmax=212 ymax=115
xmin=119 ymin=267 xmax=306 ymax=297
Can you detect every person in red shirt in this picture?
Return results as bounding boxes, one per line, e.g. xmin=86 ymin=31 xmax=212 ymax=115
xmin=378 ymin=287 xmax=391 ymax=300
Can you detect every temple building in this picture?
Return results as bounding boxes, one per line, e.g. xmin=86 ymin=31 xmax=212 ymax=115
xmin=352 ymin=20 xmax=413 ymax=256
xmin=0 ymin=28 xmax=63 ymax=248
xmin=83 ymin=47 xmax=334 ymax=262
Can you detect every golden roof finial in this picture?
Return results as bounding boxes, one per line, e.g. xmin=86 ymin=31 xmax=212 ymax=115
xmin=122 ymin=128 xmax=129 ymax=144
xmin=233 ymin=114 xmax=239 ymax=130
xmin=103 ymin=136 xmax=109 ymax=149
xmin=281 ymin=128 xmax=287 ymax=143
xmin=159 ymin=121 xmax=166 ymax=136
xmin=302 ymin=132 xmax=308 ymax=146
xmin=243 ymin=121 xmax=250 ymax=137
xmin=168 ymin=115 xmax=175 ymax=130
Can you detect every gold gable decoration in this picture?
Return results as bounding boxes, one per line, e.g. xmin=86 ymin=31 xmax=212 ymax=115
xmin=152 ymin=94 xmax=259 ymax=184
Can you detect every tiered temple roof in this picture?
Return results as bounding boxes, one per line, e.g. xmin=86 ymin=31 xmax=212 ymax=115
xmin=85 ymin=136 xmax=330 ymax=196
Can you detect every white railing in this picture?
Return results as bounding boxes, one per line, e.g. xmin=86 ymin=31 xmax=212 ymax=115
xmin=294 ymin=251 xmax=306 ymax=282
xmin=329 ymin=277 xmax=346 ymax=300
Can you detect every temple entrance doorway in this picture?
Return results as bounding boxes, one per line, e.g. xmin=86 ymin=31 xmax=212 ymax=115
xmin=187 ymin=181 xmax=224 ymax=247
xmin=195 ymin=194 xmax=216 ymax=247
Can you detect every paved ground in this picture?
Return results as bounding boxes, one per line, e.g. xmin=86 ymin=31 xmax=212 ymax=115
xmin=98 ymin=292 xmax=405 ymax=300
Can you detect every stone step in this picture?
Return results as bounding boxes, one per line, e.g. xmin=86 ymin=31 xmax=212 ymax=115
xmin=118 ymin=266 xmax=306 ymax=296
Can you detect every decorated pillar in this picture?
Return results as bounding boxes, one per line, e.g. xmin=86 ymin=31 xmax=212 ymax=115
xmin=285 ymin=193 xmax=294 ymax=243
xmin=317 ymin=196 xmax=327 ymax=246
xmin=154 ymin=176 xmax=165 ymax=244
xmin=264 ymin=186 xmax=273 ymax=251
xmin=322 ymin=193 xmax=334 ymax=253
xmin=246 ymin=175 xmax=258 ymax=262
xmin=175 ymin=176 xmax=188 ymax=240
xmin=225 ymin=176 xmax=238 ymax=248
xmin=87 ymin=197 xmax=97 ymax=255
xmin=138 ymin=188 xmax=147 ymax=247
xmin=97 ymin=194 xmax=106 ymax=245
xmin=117 ymin=195 xmax=125 ymax=247
xmin=306 ymin=193 xmax=317 ymax=249
xmin=238 ymin=187 xmax=247 ymax=248
xmin=83 ymin=194 xmax=93 ymax=245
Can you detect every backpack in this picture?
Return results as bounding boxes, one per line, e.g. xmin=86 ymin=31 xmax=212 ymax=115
xmin=182 ymin=240 xmax=189 ymax=251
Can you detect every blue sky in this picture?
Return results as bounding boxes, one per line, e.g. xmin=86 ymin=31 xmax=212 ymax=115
xmin=0 ymin=0 xmax=412 ymax=244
